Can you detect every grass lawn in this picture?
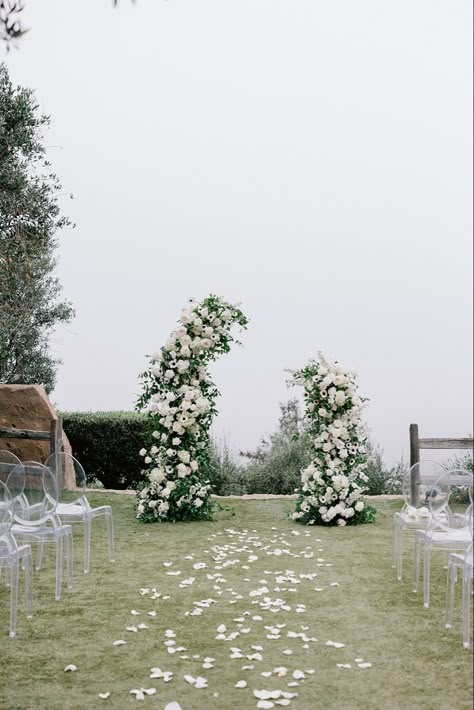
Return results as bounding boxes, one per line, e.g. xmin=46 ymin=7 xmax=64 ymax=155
xmin=1 ymin=495 xmax=472 ymax=710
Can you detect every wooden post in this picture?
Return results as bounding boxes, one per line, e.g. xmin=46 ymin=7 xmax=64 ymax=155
xmin=409 ymin=423 xmax=420 ymax=506
xmin=49 ymin=419 xmax=60 ymax=479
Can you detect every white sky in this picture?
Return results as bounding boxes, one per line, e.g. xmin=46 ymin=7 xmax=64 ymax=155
xmin=6 ymin=0 xmax=473 ymax=464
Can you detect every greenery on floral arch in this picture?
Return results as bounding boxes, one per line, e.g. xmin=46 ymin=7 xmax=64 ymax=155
xmin=289 ymin=353 xmax=376 ymax=526
xmin=135 ymin=294 xmax=248 ymax=522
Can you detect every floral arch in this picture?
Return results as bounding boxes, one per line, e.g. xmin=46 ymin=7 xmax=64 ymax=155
xmin=136 ymin=294 xmax=248 ymax=522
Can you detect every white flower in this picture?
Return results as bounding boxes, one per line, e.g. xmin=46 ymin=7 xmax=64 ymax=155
xmin=139 ymin=448 xmax=147 ymax=457
xmin=194 ymin=498 xmax=203 ymax=508
xmin=355 ymin=501 xmax=364 ymax=512
xmin=176 ymin=360 xmax=190 ymax=374
xmin=337 ymin=519 xmax=347 ymax=526
xmin=178 ymin=451 xmax=191 ymax=463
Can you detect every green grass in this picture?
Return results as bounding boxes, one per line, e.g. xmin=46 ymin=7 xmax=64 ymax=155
xmin=0 ymin=496 xmax=472 ymax=710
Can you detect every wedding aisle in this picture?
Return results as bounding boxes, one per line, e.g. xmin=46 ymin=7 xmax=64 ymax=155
xmin=1 ymin=495 xmax=472 ymax=710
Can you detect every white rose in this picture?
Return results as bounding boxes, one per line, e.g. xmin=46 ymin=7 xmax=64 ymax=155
xmin=172 ymin=437 xmax=181 ymax=445
xmin=355 ymin=501 xmax=364 ymax=512
xmin=164 ymin=369 xmax=174 ymax=380
xmin=190 ymin=460 xmax=198 ymax=471
xmin=139 ymin=448 xmax=147 ymax=457
xmin=337 ymin=519 xmax=347 ymax=526
xmin=335 ymin=391 xmax=346 ymax=406
xmin=144 ymin=456 xmax=152 ymax=464
xmin=137 ymin=503 xmax=145 ymax=514
xmin=176 ymin=360 xmax=189 ymax=374
xmin=178 ymin=450 xmax=191 ymax=463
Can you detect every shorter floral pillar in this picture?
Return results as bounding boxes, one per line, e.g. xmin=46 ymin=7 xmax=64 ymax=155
xmin=290 ymin=353 xmax=376 ymax=526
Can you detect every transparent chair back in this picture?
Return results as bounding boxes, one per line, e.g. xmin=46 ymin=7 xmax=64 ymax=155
xmin=402 ymin=460 xmax=447 ymax=512
xmin=428 ymin=470 xmax=473 ymax=532
xmin=44 ymin=452 xmax=87 ymax=507
xmin=0 ymin=479 xmax=13 ymax=537
xmin=11 ymin=462 xmax=58 ymax=526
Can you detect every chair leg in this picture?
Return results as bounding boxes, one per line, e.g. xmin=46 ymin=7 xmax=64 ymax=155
xmin=106 ymin=510 xmax=114 ymax=563
xmin=65 ymin=530 xmax=73 ymax=590
xmin=24 ymin=550 xmax=33 ymax=620
xmin=462 ymin=571 xmax=472 ymax=649
xmin=36 ymin=539 xmax=45 ymax=571
xmin=413 ymin=537 xmax=421 ymax=593
xmin=396 ymin=525 xmax=403 ymax=582
xmin=84 ymin=519 xmax=91 ymax=574
xmin=55 ymin=537 xmax=63 ymax=601
xmin=423 ymin=543 xmax=431 ymax=608
xmin=9 ymin=562 xmax=19 ymax=639
xmin=445 ymin=559 xmax=456 ymax=629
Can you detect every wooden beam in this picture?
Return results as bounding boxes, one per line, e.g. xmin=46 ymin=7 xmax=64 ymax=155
xmin=419 ymin=438 xmax=473 ymax=450
xmin=0 ymin=427 xmax=50 ymax=441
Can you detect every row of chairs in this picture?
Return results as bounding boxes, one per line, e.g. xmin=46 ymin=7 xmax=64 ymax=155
xmin=392 ymin=461 xmax=473 ymax=648
xmin=0 ymin=450 xmax=114 ymax=638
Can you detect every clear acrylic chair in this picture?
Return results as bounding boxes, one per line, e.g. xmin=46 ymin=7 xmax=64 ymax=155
xmin=9 ymin=461 xmax=73 ymax=601
xmin=392 ymin=460 xmax=447 ymax=581
xmin=412 ymin=469 xmax=473 ymax=609
xmin=445 ymin=539 xmax=473 ymax=649
xmin=45 ymin=453 xmax=114 ymax=574
xmin=0 ymin=479 xmax=33 ymax=638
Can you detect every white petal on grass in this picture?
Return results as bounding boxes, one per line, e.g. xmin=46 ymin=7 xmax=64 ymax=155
xmin=235 ymin=680 xmax=247 ymax=688
xmin=217 ymin=624 xmax=227 ymax=633
xmin=98 ymin=692 xmax=110 ymax=699
xmin=130 ymin=690 xmax=145 ymax=700
xmin=292 ymin=671 xmax=305 ymax=680
xmin=184 ymin=675 xmax=196 ymax=685
xmin=164 ymin=704 xmax=182 ymax=710
xmin=163 ymin=561 xmax=173 ymax=567
xmin=130 ymin=610 xmax=141 ymax=616
xmin=355 ymin=658 xmax=364 ymax=663
xmin=275 ymin=700 xmax=291 ymax=707
xmin=329 ymin=582 xmax=339 ymax=587
xmin=282 ymin=650 xmax=293 ymax=656
xmin=126 ymin=626 xmax=138 ymax=633
xmin=137 ymin=623 xmax=148 ymax=630
xmin=257 ymin=700 xmax=275 ymax=709
xmin=337 ymin=664 xmax=352 ymax=669
xmin=64 ymin=665 xmax=77 ymax=672
xmin=261 ymin=671 xmax=272 ymax=678
xmin=358 ymin=663 xmax=372 ymax=669
xmin=112 ymin=640 xmax=126 ymax=646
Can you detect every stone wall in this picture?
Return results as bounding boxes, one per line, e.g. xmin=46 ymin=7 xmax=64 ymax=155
xmin=0 ymin=383 xmax=75 ymax=490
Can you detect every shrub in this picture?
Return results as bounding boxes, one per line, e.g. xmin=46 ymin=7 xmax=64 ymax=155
xmin=61 ymin=411 xmax=151 ymax=489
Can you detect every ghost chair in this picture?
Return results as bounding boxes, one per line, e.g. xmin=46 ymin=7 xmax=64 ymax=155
xmin=392 ymin=460 xmax=448 ymax=581
xmin=413 ymin=469 xmax=473 ymax=609
xmin=0 ymin=480 xmax=33 ymax=638
xmin=45 ymin=452 xmax=114 ymax=574
xmin=9 ymin=462 xmax=73 ymax=601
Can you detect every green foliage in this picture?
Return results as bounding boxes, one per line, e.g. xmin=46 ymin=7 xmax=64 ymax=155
xmin=240 ymin=399 xmax=312 ymax=495
xmin=445 ymin=451 xmax=473 ymax=504
xmin=0 ymin=63 xmax=74 ymax=392
xmin=61 ymin=411 xmax=151 ymax=489
xmin=206 ymin=440 xmax=247 ymax=496
xmin=364 ymin=439 xmax=407 ymax=495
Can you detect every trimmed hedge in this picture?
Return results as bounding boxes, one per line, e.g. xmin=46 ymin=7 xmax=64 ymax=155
xmin=61 ymin=411 xmax=151 ymax=489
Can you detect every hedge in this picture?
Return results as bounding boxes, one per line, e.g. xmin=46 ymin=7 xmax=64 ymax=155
xmin=61 ymin=411 xmax=152 ymax=489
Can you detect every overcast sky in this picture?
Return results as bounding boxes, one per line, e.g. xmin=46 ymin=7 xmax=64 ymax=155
xmin=6 ymin=0 xmax=473 ymax=464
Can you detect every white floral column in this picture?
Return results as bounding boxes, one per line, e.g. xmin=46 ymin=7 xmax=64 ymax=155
xmin=136 ymin=294 xmax=248 ymax=522
xmin=290 ymin=353 xmax=376 ymax=526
